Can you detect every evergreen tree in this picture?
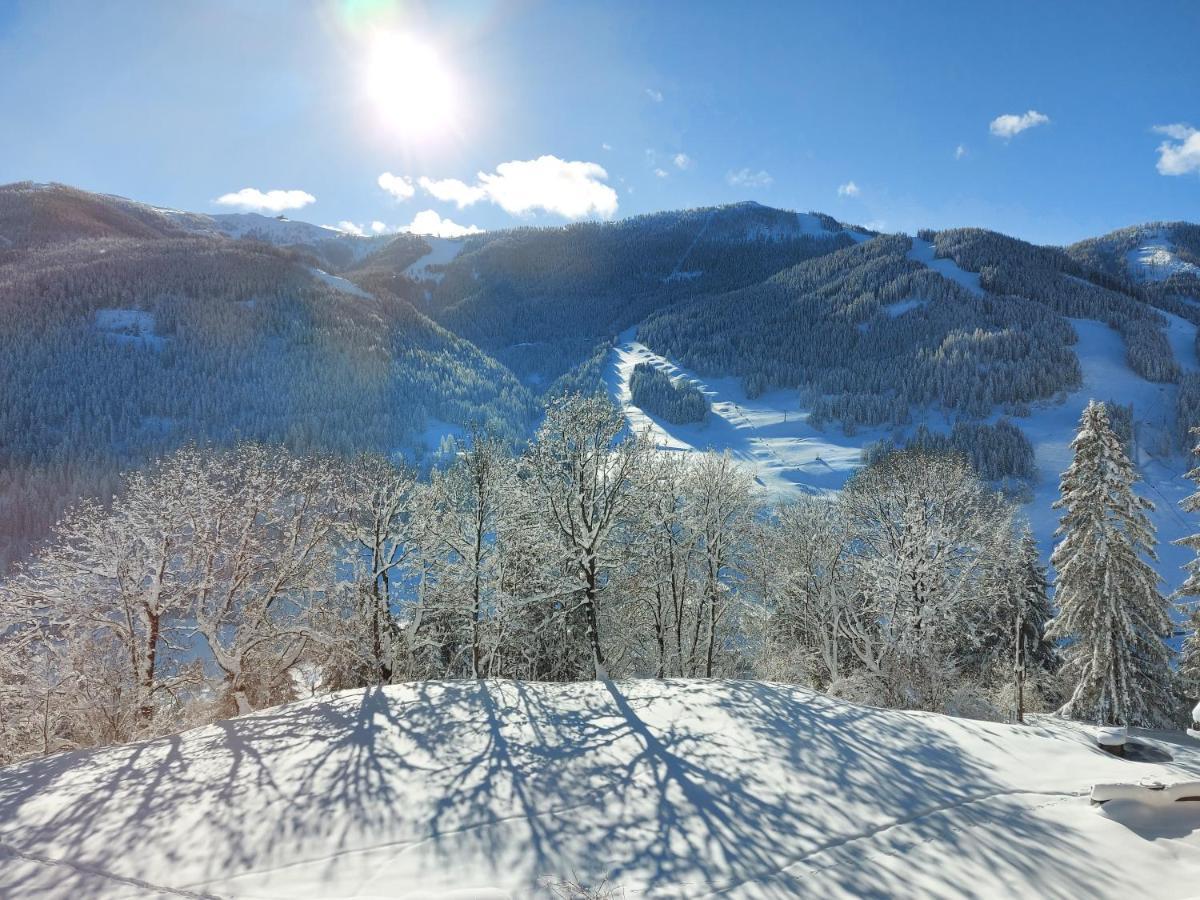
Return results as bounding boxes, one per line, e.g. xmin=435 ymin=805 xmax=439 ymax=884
xmin=1017 ymin=528 xmax=1058 ymax=676
xmin=1048 ymin=401 xmax=1174 ymax=727
xmin=1173 ymin=428 xmax=1200 ymax=695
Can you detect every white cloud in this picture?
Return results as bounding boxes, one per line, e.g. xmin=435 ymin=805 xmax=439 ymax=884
xmin=1153 ymin=123 xmax=1200 ymax=176
xmin=214 ymin=188 xmax=315 ymax=213
xmin=645 ymin=88 xmax=663 ymax=103
xmin=673 ymin=153 xmax=692 ymax=170
xmin=418 ymin=155 xmax=618 ymax=219
xmin=837 ymin=180 xmax=860 ymax=198
xmin=989 ymin=110 xmax=1050 ymax=138
xmin=377 ymin=172 xmax=415 ymax=201
xmin=335 ymin=220 xmax=366 ymax=236
xmin=955 ymin=144 xmax=968 ymax=160
xmin=370 ymin=221 xmax=388 ymax=234
xmin=726 ymin=168 xmax=773 ymax=189
xmin=400 ymin=209 xmax=483 ymax=238
xmin=654 ymin=168 xmax=669 ymax=178
xmin=417 ymin=176 xmax=487 ymax=208
xmin=602 ymin=142 xmax=613 ymax=151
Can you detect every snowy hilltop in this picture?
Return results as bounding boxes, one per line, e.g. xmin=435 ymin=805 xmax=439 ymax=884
xmin=3 ymin=679 xmax=1200 ymax=898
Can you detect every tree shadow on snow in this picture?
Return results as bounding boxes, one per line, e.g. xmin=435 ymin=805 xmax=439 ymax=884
xmin=0 ymin=679 xmax=1159 ymax=898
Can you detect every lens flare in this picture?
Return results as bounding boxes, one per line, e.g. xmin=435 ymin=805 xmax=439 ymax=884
xmin=365 ymin=32 xmax=456 ymax=139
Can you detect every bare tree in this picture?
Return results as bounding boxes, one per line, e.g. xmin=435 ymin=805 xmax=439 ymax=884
xmin=523 ymin=395 xmax=649 ymax=679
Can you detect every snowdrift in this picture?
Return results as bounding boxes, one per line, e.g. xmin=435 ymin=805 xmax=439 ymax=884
xmin=3 ymin=680 xmax=1200 ymax=898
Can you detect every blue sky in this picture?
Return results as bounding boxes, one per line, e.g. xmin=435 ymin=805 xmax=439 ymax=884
xmin=1 ymin=0 xmax=1197 ymax=244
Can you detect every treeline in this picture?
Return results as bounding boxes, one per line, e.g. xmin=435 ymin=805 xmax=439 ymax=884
xmin=629 ymin=363 xmax=708 ymax=424
xmin=862 ymin=418 xmax=1036 ymax=481
xmin=15 ymin=393 xmax=1176 ymax=765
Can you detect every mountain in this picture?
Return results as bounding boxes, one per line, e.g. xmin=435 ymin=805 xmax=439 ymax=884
xmin=1 ymin=181 xmax=1199 ymax=591
xmin=0 ymin=183 xmax=537 ymax=567
xmin=2 ymin=678 xmax=1197 ymax=897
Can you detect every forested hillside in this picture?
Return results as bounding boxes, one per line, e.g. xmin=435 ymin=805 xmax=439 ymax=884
xmin=1 ymin=181 xmax=1198 ymax=577
xmin=0 ymin=184 xmax=536 ymax=567
xmin=390 ymin=203 xmax=868 ymax=385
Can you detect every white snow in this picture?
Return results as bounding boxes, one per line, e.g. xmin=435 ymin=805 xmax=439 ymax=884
xmin=608 ymin=330 xmax=870 ymax=497
xmin=882 ymin=298 xmax=928 ymax=318
xmin=906 ymin=237 xmax=985 ymax=296
xmin=612 ymin=311 xmax=1200 ymax=597
xmin=4 ymin=679 xmax=1200 ymax=898
xmin=94 ymin=309 xmax=154 ymax=334
xmin=1127 ymin=233 xmax=1200 ymax=283
xmin=94 ymin=309 xmax=165 ymax=349
xmin=310 ymin=268 xmax=373 ymax=300
xmin=405 ymin=237 xmax=465 ymax=283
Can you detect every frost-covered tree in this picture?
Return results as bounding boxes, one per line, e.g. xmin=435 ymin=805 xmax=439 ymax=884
xmin=1048 ymin=401 xmax=1174 ymax=727
xmin=424 ymin=433 xmax=513 ymax=678
xmin=522 ymin=394 xmax=649 ymax=679
xmin=330 ymin=454 xmax=425 ymax=686
xmin=757 ymin=495 xmax=854 ymax=688
xmin=837 ymin=448 xmax=1012 ymax=709
xmin=180 ymin=445 xmax=341 ymax=716
xmin=1174 ymin=429 xmax=1200 ymax=695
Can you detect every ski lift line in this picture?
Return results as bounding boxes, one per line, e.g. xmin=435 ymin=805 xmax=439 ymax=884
xmin=666 ymin=209 xmax=715 ymax=281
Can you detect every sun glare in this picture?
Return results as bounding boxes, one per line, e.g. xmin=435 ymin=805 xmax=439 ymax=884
xmin=366 ymin=32 xmax=456 ymax=139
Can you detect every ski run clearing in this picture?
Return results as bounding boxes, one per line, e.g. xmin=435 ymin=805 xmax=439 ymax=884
xmin=3 ymin=679 xmax=1200 ymax=898
xmin=609 ymin=300 xmax=1200 ymax=598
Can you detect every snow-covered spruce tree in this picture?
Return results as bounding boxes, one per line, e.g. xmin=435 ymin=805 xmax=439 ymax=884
xmin=1048 ymin=400 xmax=1174 ymax=727
xmin=1174 ymin=428 xmax=1200 ymax=695
xmin=522 ymin=394 xmax=649 ymax=680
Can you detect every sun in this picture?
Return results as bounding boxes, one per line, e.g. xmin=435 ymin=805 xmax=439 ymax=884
xmin=365 ymin=32 xmax=456 ymax=139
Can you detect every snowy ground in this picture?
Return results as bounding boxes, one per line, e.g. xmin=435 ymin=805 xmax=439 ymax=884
xmin=1127 ymin=232 xmax=1200 ymax=283
xmin=404 ymin=237 xmax=464 ymax=282
xmin=3 ymin=679 xmax=1200 ymax=898
xmin=610 ymin=288 xmax=1200 ymax=596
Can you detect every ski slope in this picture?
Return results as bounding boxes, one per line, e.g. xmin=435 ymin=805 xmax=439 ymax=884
xmin=1127 ymin=231 xmax=1200 ymax=283
xmin=3 ymin=679 xmax=1200 ymax=898
xmin=404 ymin=237 xmax=465 ymax=282
xmin=610 ymin=308 xmax=1200 ymax=595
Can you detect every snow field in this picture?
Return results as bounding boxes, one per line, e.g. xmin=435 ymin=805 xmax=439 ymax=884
xmin=4 ymin=679 xmax=1200 ymax=898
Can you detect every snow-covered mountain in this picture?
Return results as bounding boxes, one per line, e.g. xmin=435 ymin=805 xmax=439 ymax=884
xmin=2 ymin=180 xmax=1200 ymax=595
xmin=3 ymin=678 xmax=1199 ymax=898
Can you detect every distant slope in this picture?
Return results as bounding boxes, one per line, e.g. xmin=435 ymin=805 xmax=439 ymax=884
xmin=0 ymin=220 xmax=537 ymax=567
xmin=3 ymin=679 xmax=1200 ymax=898
xmin=406 ymin=202 xmax=866 ymax=387
xmin=1067 ymin=222 xmax=1200 ymax=289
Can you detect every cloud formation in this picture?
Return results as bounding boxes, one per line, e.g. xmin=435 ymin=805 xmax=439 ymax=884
xmin=1153 ymin=124 xmax=1200 ymax=176
xmin=955 ymin=144 xmax=967 ymax=160
xmin=214 ymin=188 xmax=315 ymax=213
xmin=407 ymin=156 xmax=618 ymax=219
xmin=727 ymin=168 xmax=773 ymax=189
xmin=989 ymin=110 xmax=1050 ymax=138
xmin=377 ymin=172 xmax=415 ymax=200
xmin=673 ymin=153 xmax=692 ymax=170
xmin=333 ymin=212 xmax=483 ymax=239
xmin=401 ymin=210 xmax=483 ymax=238
xmin=417 ymin=176 xmax=486 ymax=207
xmin=645 ymin=88 xmax=663 ymax=103
xmin=837 ymin=180 xmax=860 ymax=198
